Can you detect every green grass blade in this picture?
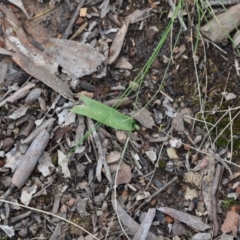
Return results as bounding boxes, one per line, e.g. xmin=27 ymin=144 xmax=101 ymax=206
xmin=71 ymin=95 xmax=138 ymax=131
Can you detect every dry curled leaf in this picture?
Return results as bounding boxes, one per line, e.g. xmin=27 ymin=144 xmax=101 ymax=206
xmin=221 ymin=210 xmax=240 ymax=237
xmin=7 ymin=0 xmax=30 ymax=19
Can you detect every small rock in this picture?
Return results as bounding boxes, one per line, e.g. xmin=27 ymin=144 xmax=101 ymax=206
xmin=76 ymin=17 xmax=84 ymax=25
xmin=145 ymin=149 xmax=157 ymax=162
xmin=1 ymin=137 xmax=15 ymax=152
xmin=191 ymin=233 xmax=211 ymax=240
xmin=94 ymin=193 xmax=105 ymax=206
xmin=165 ymin=215 xmax=174 ymax=223
xmin=115 ymin=131 xmax=127 ymax=143
xmin=68 ymin=198 xmax=76 ymax=207
xmin=129 ymin=48 xmax=136 ymax=57
xmin=25 ymin=88 xmax=42 ymax=103
xmin=172 ymin=220 xmax=186 ymax=236
xmin=106 ymin=151 xmax=121 ymax=164
xmin=146 ymin=26 xmax=159 ymax=43
xmin=61 ymin=204 xmax=67 ymax=213
xmin=115 ymin=56 xmax=133 ymax=70
xmin=76 ymin=163 xmax=86 ymax=178
xmin=18 ymin=227 xmax=28 ymax=238
xmin=153 ymin=109 xmax=163 ymax=124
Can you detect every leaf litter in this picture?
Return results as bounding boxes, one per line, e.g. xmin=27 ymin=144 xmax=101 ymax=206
xmin=0 ymin=0 xmax=240 ymax=239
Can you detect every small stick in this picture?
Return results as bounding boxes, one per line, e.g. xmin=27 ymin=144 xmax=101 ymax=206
xmin=62 ymin=0 xmax=85 ymax=39
xmin=134 ymin=176 xmax=178 ymax=213
xmin=10 ymin=211 xmax=32 ymax=224
xmin=64 ymin=0 xmax=74 ymax=11
xmin=0 ymin=129 xmax=50 ymax=207
xmin=168 ymin=0 xmax=187 ymax=31
xmin=70 ymin=22 xmax=88 ymax=40
xmin=211 ymin=152 xmax=232 ymax=179
xmin=211 ymin=164 xmax=223 ymax=237
xmin=86 ymin=118 xmax=112 ymax=184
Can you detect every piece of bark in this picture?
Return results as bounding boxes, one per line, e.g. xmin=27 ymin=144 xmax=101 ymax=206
xmin=86 ymin=118 xmax=112 ymax=184
xmin=0 ymin=83 xmax=35 ymax=107
xmin=21 ymin=118 xmax=55 ymax=145
xmin=111 ymin=197 xmax=158 ymax=240
xmin=133 ymin=208 xmax=156 ymax=240
xmin=200 ymin=3 xmax=240 ymax=42
xmin=221 ymin=210 xmax=239 ymax=237
xmin=62 ymin=0 xmax=85 ymax=39
xmin=158 ymin=207 xmax=211 ymax=231
xmin=12 ymin=129 xmax=50 ymax=189
xmin=233 ymin=30 xmax=240 ymax=49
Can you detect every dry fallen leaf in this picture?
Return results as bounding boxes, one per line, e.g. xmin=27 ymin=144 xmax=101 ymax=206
xmin=8 ymin=106 xmax=28 ymax=120
xmin=1 ymin=6 xmax=74 ymax=101
xmin=37 ymin=152 xmax=56 ymax=177
xmin=108 ymin=9 xmax=151 ymax=64
xmin=116 ymin=162 xmax=132 ymax=185
xmin=221 ymin=92 xmax=237 ymax=101
xmin=0 ymin=225 xmax=14 ymax=238
xmin=20 ymin=184 xmax=37 ymax=206
xmin=7 ymin=0 xmax=30 ymax=19
xmin=58 ymin=150 xmax=71 ymax=178
xmin=131 ymin=108 xmax=155 ymax=129
xmin=133 ymin=208 xmax=156 ymax=240
xmin=221 ymin=210 xmax=239 ymax=237
xmin=108 ymin=20 xmax=129 ymax=64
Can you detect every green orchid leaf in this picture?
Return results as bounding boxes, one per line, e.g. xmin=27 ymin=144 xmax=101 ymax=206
xmin=71 ymin=95 xmax=138 ymax=131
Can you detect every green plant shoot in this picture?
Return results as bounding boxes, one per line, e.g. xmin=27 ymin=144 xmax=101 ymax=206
xmin=71 ymin=95 xmax=139 ymax=131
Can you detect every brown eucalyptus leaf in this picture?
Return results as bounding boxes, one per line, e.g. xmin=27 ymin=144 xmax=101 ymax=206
xmin=108 ymin=19 xmax=129 ymax=64
xmin=116 ymin=162 xmax=132 ymax=185
xmin=221 ymin=210 xmax=239 ymax=237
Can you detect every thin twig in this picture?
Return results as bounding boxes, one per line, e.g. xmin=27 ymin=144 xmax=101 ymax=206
xmin=168 ymin=0 xmax=187 ymax=31
xmin=0 ymin=199 xmax=100 ymax=240
xmin=113 ymin=136 xmax=131 ymax=240
xmin=211 ymin=152 xmax=232 ymax=178
xmin=62 ymin=0 xmax=85 ymax=39
xmin=211 ymin=164 xmax=223 ymax=237
xmin=86 ymin=118 xmax=112 ymax=184
xmin=134 ymin=176 xmax=178 ymax=213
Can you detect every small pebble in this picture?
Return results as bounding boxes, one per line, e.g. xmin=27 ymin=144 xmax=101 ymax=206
xmin=68 ymin=198 xmax=76 ymax=207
